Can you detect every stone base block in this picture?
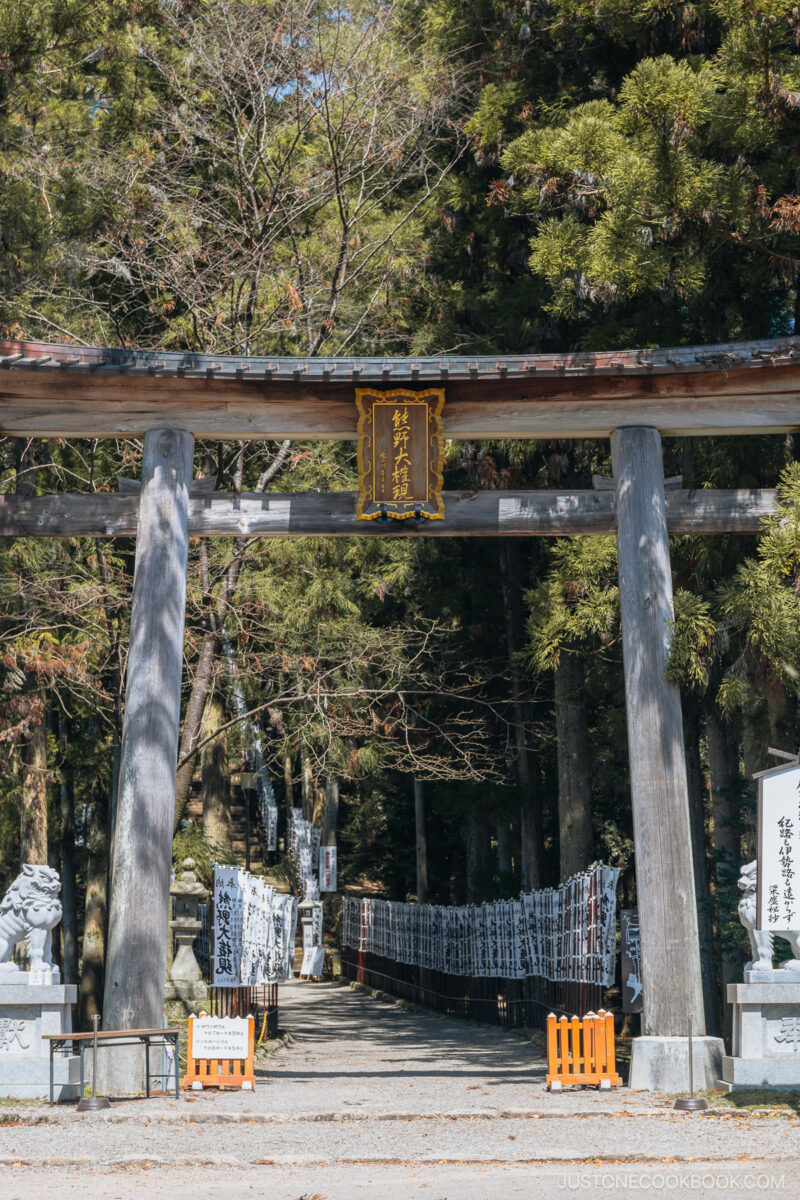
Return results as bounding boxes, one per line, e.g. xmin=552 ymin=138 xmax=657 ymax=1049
xmin=0 ymin=1053 xmax=81 ymax=1100
xmin=0 ymin=966 xmax=61 ymax=985
xmin=0 ymin=981 xmax=78 ymax=1100
xmin=0 ymin=983 xmax=77 ymax=1053
xmin=165 ymin=979 xmax=209 ymax=1020
xmin=720 ymin=1054 xmax=800 ymax=1091
xmin=628 ymin=1035 xmax=724 ymax=1092
xmin=727 ymin=981 xmax=800 ymax=1058
xmin=744 ymin=967 xmax=800 ymax=984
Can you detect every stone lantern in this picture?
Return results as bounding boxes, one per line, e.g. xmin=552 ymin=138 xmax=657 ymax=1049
xmin=298 ymin=889 xmax=324 ymax=959
xmin=165 ymin=858 xmax=210 ymax=1019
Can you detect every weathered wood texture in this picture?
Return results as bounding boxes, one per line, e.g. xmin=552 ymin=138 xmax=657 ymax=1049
xmin=611 ymin=426 xmax=706 ymax=1039
xmin=0 ymin=487 xmax=776 ymax=538
xmin=1 ymin=359 xmax=800 ymax=437
xmin=101 ymin=428 xmax=193 ymax=1094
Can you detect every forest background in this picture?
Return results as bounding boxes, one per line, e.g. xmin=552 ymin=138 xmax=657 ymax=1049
xmin=1 ymin=0 xmax=800 ymax=1040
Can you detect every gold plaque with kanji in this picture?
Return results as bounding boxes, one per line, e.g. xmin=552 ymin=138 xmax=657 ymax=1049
xmin=356 ymin=388 xmax=445 ymax=520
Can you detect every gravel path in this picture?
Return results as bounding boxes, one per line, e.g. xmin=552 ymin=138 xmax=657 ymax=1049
xmin=3 ymin=1163 xmax=800 ymax=1200
xmin=2 ymin=980 xmax=798 ymax=1197
xmin=0 ymin=1111 xmax=798 ymax=1165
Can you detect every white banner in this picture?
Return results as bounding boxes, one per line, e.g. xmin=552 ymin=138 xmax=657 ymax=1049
xmin=320 ymin=846 xmax=337 ymax=892
xmin=342 ymin=863 xmax=619 ymax=987
xmin=213 ymin=867 xmax=297 ymax=986
xmin=212 ymin=866 xmax=244 ymax=987
xmin=758 ymin=763 xmax=800 ymax=930
xmin=289 ymin=808 xmax=320 ymax=896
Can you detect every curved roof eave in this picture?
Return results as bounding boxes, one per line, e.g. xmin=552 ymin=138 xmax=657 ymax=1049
xmin=1 ymin=335 xmax=800 ymax=382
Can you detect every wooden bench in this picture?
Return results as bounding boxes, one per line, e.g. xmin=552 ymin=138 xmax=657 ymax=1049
xmin=43 ymin=1027 xmax=181 ymax=1106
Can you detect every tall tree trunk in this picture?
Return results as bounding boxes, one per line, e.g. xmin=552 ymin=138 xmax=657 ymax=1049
xmin=79 ymin=792 xmax=108 ymax=1030
xmin=554 ymin=652 xmax=593 ymax=881
xmin=499 ymin=541 xmax=541 ymax=888
xmin=312 ymin=784 xmax=326 ymax=827
xmin=58 ymin=713 xmax=78 ymax=986
xmin=414 ymin=777 xmax=428 ymax=903
xmin=465 ymin=809 xmax=480 ymax=903
xmin=496 ymin=820 xmax=512 ymax=878
xmin=465 ymin=808 xmax=490 ymax=902
xmin=172 ymin=442 xmax=291 ymax=831
xmin=322 ymin=775 xmax=339 ymax=849
xmin=201 ymin=690 xmax=232 ymax=854
xmin=284 ymin=746 xmax=294 ymax=813
xmin=707 ymin=711 xmax=744 ymax=1049
xmin=20 ymin=709 xmax=47 ymax=864
xmin=174 ymin=629 xmax=228 ymax=829
xmin=173 ymin=534 xmax=245 ymax=832
xmin=740 ymin=695 xmax=770 ymax=860
xmin=683 ymin=693 xmax=720 ymax=1035
xmin=301 ymin=748 xmax=313 ymax=821
xmin=15 ymin=436 xmax=48 ymax=866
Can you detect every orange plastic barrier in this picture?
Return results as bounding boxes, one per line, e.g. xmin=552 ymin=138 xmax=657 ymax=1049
xmin=182 ymin=1013 xmax=256 ymax=1091
xmin=546 ymin=1009 xmax=622 ymax=1090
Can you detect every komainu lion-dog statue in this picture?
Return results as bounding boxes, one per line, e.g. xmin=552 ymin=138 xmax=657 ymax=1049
xmin=738 ymin=859 xmax=800 ymax=972
xmin=0 ymin=864 xmax=62 ymax=973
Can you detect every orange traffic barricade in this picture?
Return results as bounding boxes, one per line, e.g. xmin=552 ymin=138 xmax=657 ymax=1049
xmin=546 ymin=1009 xmax=622 ymax=1090
xmin=182 ymin=1012 xmax=256 ymax=1091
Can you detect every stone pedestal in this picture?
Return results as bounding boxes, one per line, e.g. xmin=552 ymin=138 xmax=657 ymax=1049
xmin=628 ymin=1035 xmax=724 ymax=1092
xmin=164 ymin=979 xmax=209 ymax=1022
xmin=0 ymin=982 xmax=80 ymax=1100
xmin=720 ymin=980 xmax=800 ymax=1091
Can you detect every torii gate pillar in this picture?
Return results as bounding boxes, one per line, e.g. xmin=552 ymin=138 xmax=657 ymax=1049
xmin=100 ymin=427 xmax=194 ymax=1094
xmin=611 ymin=427 xmax=723 ymax=1089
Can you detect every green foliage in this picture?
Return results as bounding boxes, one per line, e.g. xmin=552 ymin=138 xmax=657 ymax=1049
xmin=493 ymin=2 xmax=800 ymax=347
xmin=171 ymin=825 xmax=221 ymax=892
xmin=524 ymin=537 xmax=619 ymax=670
xmin=667 ymin=591 xmax=718 ymax=689
xmin=668 ymin=463 xmax=800 ymax=713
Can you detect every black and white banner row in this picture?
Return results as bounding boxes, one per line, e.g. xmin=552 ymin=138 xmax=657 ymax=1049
xmin=342 ymin=863 xmax=619 ymax=986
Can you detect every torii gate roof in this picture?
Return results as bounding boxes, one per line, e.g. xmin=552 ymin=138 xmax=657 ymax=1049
xmin=1 ymin=335 xmax=799 ymax=439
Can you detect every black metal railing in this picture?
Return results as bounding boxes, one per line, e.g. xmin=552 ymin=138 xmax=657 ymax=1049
xmin=208 ymin=983 xmax=280 ymax=1041
xmin=340 ymin=948 xmax=606 ymax=1029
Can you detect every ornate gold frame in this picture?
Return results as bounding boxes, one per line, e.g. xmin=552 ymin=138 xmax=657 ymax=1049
xmin=355 ymin=387 xmax=445 ymax=520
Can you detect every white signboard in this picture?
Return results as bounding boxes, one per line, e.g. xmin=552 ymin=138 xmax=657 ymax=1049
xmin=320 ymin=846 xmax=337 ymax=892
xmin=758 ymin=763 xmax=800 ymax=931
xmin=191 ymin=1016 xmax=250 ymax=1060
xmin=301 ymin=945 xmax=326 ymax=977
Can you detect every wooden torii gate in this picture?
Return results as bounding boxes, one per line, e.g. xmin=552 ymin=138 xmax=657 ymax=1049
xmin=2 ymin=334 xmax=797 ymax=1089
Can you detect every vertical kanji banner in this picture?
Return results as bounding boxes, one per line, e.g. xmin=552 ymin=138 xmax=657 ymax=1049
xmin=342 ymin=863 xmax=620 ymax=986
xmin=356 ymin=388 xmax=445 ymax=520
xmin=212 ymin=867 xmax=297 ymax=985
